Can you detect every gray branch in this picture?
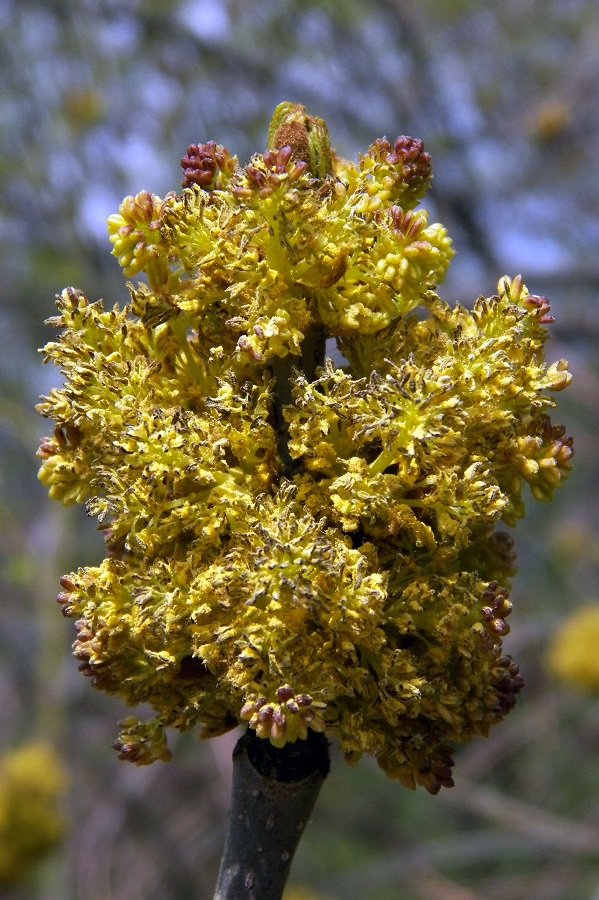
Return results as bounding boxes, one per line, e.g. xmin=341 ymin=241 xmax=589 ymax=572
xmin=214 ymin=729 xmax=330 ymax=900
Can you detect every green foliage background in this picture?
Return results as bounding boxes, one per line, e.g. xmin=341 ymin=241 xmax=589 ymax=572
xmin=1 ymin=0 xmax=598 ymax=897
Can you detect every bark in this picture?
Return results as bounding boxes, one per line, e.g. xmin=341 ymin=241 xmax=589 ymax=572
xmin=214 ymin=728 xmax=330 ymax=900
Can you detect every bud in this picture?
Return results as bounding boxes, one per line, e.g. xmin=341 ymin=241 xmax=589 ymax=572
xmin=267 ymin=101 xmax=332 ymax=179
xmin=180 ymin=141 xmax=235 ymax=190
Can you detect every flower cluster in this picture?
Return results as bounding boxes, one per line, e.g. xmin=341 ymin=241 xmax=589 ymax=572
xmin=547 ymin=604 xmax=599 ymax=693
xmin=240 ymin=685 xmax=327 ymax=747
xmin=0 ymin=743 xmax=66 ymax=884
xmin=38 ymin=103 xmax=572 ymax=792
xmin=180 ymin=141 xmax=237 ymax=191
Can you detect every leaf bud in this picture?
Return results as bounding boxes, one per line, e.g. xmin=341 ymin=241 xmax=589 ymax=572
xmin=267 ymin=101 xmax=332 ymax=179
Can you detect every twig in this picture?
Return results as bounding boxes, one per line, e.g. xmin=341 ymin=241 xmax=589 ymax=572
xmin=439 ymin=779 xmax=599 ymax=856
xmin=214 ymin=729 xmax=330 ymax=900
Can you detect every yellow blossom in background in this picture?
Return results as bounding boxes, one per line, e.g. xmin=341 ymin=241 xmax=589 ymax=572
xmin=547 ymin=605 xmax=599 ymax=692
xmin=283 ymin=887 xmax=335 ymax=900
xmin=0 ymin=742 xmax=67 ymax=884
xmin=37 ymin=103 xmax=573 ymax=793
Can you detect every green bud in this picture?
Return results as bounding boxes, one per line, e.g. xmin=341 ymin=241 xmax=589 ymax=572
xmin=268 ymin=101 xmax=332 ymax=179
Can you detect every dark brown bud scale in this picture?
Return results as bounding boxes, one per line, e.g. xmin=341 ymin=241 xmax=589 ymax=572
xmin=270 ymin=120 xmax=312 ymax=169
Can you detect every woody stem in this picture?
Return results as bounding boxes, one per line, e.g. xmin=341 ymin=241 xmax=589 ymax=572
xmin=214 ymin=728 xmax=330 ymax=900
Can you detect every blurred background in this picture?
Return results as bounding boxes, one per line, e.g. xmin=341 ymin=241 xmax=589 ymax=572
xmin=1 ymin=0 xmax=598 ymax=897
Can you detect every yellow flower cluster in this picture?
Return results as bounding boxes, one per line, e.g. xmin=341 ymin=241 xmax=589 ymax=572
xmin=547 ymin=605 xmax=599 ymax=692
xmin=38 ymin=103 xmax=572 ymax=792
xmin=0 ymin=742 xmax=66 ymax=884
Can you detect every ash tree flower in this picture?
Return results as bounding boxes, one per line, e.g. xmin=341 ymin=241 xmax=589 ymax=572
xmin=547 ymin=604 xmax=599 ymax=693
xmin=0 ymin=742 xmax=66 ymax=884
xmin=37 ymin=103 xmax=572 ymax=794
